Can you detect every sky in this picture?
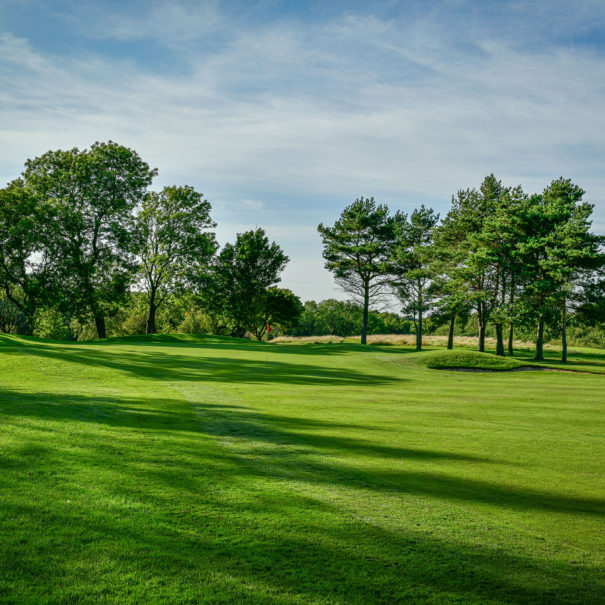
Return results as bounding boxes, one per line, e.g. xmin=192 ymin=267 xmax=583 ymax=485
xmin=1 ymin=0 xmax=604 ymax=304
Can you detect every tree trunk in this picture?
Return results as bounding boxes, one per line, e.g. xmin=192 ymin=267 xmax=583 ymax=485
xmin=95 ymin=315 xmax=107 ymax=339
xmin=507 ymin=323 xmax=514 ymax=356
xmin=507 ymin=281 xmax=515 ymax=356
xmin=146 ymin=291 xmax=157 ymax=335
xmin=416 ymin=309 xmax=422 ymax=351
xmin=535 ymin=319 xmax=544 ymax=361
xmin=495 ymin=323 xmax=505 ymax=356
xmin=478 ymin=323 xmax=486 ymax=352
xmin=23 ymin=313 xmax=35 ymax=336
xmin=447 ymin=314 xmax=455 ymax=350
xmin=361 ymin=284 xmax=369 ymax=345
xmin=477 ymin=303 xmax=486 ymax=352
xmin=561 ymin=295 xmax=567 ymax=363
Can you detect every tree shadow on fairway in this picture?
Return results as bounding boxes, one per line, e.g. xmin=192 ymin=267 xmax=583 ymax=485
xmin=2 ymin=384 xmax=604 ymax=603
xmin=2 ymin=387 xmax=603 ymax=520
xmin=11 ymin=340 xmax=402 ymax=386
xmin=1 ymin=482 xmax=603 ymax=604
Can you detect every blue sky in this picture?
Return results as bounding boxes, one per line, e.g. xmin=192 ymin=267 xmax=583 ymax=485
xmin=1 ymin=0 xmax=604 ymax=303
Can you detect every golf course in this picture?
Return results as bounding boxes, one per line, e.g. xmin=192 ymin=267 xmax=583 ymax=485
xmin=1 ymin=334 xmax=603 ymax=604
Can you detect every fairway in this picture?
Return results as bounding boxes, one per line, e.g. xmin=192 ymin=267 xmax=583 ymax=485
xmin=1 ymin=335 xmax=604 ymax=604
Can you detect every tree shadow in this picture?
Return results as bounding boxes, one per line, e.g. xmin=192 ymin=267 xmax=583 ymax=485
xmin=2 ymin=382 xmax=604 ymax=602
xmin=8 ymin=339 xmax=401 ymax=386
xmin=1 ymin=388 xmax=602 ymax=519
xmin=1 ymin=475 xmax=603 ymax=604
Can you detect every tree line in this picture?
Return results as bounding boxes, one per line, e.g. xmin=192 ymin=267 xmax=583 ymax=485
xmin=2 ymin=142 xmax=604 ymax=359
xmin=318 ymin=176 xmax=605 ymax=360
xmin=0 ymin=142 xmax=302 ymax=341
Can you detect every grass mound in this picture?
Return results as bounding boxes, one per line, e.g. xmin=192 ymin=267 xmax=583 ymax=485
xmin=418 ymin=349 xmax=525 ymax=370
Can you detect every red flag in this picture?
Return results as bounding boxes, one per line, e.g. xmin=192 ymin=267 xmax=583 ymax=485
xmin=267 ymin=323 xmax=271 ymax=333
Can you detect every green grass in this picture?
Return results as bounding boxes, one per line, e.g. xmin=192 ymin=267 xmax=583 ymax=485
xmin=417 ymin=349 xmax=525 ymax=370
xmin=1 ymin=334 xmax=604 ymax=604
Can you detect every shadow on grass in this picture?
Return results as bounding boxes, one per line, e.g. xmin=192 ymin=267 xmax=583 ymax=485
xmin=1 ymin=429 xmax=604 ymax=605
xmin=1 ymin=388 xmax=603 ymax=519
xmin=2 ymin=494 xmax=603 ymax=604
xmin=4 ymin=338 xmax=402 ymax=386
xmin=1 ymin=381 xmax=604 ymax=603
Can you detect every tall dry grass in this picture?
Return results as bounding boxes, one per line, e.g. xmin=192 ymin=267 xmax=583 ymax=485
xmin=272 ymin=333 xmax=534 ymax=348
xmin=271 ymin=335 xmax=346 ymax=344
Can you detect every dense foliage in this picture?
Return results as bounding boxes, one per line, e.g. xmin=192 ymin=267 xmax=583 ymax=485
xmin=321 ymin=176 xmax=605 ymax=359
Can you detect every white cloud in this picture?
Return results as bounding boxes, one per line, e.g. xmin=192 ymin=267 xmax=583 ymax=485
xmin=240 ymin=199 xmax=265 ymax=210
xmin=1 ymin=4 xmax=604 ymax=300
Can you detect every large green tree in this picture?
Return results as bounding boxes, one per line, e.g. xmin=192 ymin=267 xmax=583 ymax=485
xmin=205 ymin=229 xmax=289 ymax=338
xmin=136 ymin=186 xmax=217 ymax=334
xmin=389 ymin=205 xmax=439 ymax=351
xmin=23 ymin=141 xmax=156 ymax=338
xmin=470 ymin=184 xmax=527 ymax=356
xmin=516 ymin=179 xmax=602 ymax=361
xmin=318 ymin=197 xmax=399 ymax=345
xmin=438 ymin=175 xmax=523 ymax=354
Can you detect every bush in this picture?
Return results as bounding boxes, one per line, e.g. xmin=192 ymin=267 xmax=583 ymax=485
xmin=34 ymin=308 xmax=69 ymax=340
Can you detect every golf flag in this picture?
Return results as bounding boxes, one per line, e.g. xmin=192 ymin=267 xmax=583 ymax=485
xmin=267 ymin=323 xmax=271 ymax=333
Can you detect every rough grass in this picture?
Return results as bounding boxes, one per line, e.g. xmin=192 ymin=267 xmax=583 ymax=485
xmin=275 ymin=333 xmax=535 ymax=348
xmin=1 ymin=333 xmax=604 ymax=604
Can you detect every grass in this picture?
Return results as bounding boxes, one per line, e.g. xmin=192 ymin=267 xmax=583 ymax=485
xmin=417 ymin=349 xmax=525 ymax=370
xmin=0 ymin=333 xmax=604 ymax=604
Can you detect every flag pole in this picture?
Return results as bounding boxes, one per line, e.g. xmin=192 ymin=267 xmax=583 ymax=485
xmin=266 ymin=323 xmax=270 ymax=365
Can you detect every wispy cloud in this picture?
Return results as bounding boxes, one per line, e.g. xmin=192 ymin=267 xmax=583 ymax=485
xmin=1 ymin=1 xmax=604 ymax=300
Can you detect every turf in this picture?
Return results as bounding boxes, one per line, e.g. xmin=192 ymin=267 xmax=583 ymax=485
xmin=417 ymin=350 xmax=525 ymax=370
xmin=0 ymin=334 xmax=604 ymax=604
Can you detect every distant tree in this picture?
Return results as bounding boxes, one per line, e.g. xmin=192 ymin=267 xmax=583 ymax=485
xmin=318 ymin=197 xmax=399 ymax=345
xmin=23 ymin=141 xmax=156 ymax=338
xmin=471 ymin=184 xmax=527 ymax=355
xmin=136 ymin=185 xmax=217 ymax=334
xmin=390 ymin=205 xmax=439 ymax=351
xmin=205 ymin=229 xmax=289 ymax=337
xmin=316 ymin=299 xmax=362 ymax=337
xmin=437 ymin=175 xmax=520 ymax=354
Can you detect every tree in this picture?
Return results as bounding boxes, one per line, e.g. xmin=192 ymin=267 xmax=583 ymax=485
xmin=0 ymin=179 xmax=58 ymax=333
xmin=437 ymin=175 xmax=521 ymax=354
xmin=516 ymin=179 xmax=602 ymax=361
xmin=390 ymin=205 xmax=439 ymax=351
xmin=205 ymin=229 xmax=289 ymax=337
xmin=318 ymin=197 xmax=399 ymax=345
xmin=575 ymin=276 xmax=605 ymax=327
xmin=136 ymin=186 xmax=217 ymax=334
xmin=23 ymin=141 xmax=156 ymax=338
xmin=471 ymin=184 xmax=527 ymax=356
xmin=250 ymin=287 xmax=303 ymax=340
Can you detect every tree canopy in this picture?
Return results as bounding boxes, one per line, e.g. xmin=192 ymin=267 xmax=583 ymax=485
xmin=136 ymin=185 xmax=217 ymax=334
xmin=318 ymin=197 xmax=400 ymax=345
